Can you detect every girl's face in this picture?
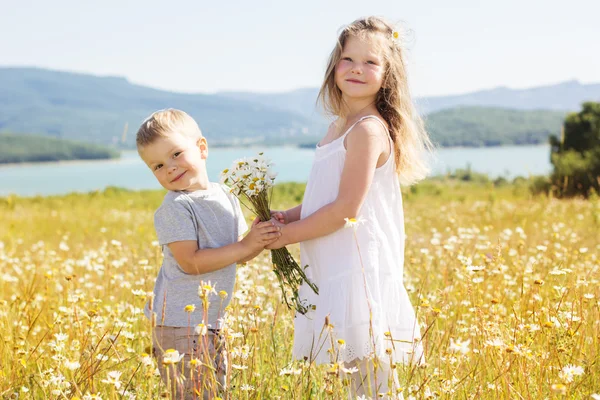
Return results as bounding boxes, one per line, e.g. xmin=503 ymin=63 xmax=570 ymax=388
xmin=335 ymin=35 xmax=385 ymax=103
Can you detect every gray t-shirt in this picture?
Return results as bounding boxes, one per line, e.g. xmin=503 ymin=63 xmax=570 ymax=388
xmin=144 ymin=182 xmax=248 ymax=328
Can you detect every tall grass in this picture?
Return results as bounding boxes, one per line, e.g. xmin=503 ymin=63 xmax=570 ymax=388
xmin=0 ymin=182 xmax=599 ymax=398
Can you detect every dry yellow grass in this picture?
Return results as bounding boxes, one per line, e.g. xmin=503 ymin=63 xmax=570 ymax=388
xmin=0 ymin=182 xmax=599 ymax=399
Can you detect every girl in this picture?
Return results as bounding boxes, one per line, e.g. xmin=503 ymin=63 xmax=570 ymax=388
xmin=268 ymin=17 xmax=432 ymax=398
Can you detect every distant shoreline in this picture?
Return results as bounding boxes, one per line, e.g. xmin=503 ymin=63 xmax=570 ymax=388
xmin=0 ymin=143 xmax=551 ymax=168
xmin=0 ymin=154 xmax=124 ymax=168
xmin=0 ymin=145 xmax=552 ymax=197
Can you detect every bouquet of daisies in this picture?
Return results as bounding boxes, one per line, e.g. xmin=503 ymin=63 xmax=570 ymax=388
xmin=220 ymin=153 xmax=318 ymax=314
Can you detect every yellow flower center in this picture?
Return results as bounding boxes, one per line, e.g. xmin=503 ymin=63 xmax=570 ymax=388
xmin=184 ymin=304 xmax=195 ymax=312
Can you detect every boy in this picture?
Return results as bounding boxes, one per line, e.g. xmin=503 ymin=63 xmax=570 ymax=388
xmin=136 ymin=109 xmax=280 ymax=399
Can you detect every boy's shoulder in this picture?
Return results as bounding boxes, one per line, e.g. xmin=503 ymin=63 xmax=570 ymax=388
xmin=155 ymin=184 xmax=234 ymax=214
xmin=153 ymin=190 xmax=199 ymax=223
xmin=156 ymin=190 xmax=189 ymax=211
xmin=163 ymin=190 xmax=188 ymax=203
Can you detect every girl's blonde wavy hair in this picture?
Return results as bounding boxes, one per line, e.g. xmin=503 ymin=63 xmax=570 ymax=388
xmin=318 ymin=16 xmax=433 ymax=185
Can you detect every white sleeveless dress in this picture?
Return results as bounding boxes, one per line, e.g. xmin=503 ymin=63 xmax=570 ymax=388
xmin=292 ymin=116 xmax=424 ymax=366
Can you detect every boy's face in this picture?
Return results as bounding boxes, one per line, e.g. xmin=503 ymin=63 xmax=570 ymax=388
xmin=139 ymin=133 xmax=209 ymax=192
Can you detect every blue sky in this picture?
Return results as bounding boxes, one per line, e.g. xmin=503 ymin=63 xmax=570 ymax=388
xmin=1 ymin=0 xmax=598 ymax=97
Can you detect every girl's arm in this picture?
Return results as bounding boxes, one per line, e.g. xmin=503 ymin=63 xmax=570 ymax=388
xmin=269 ymin=120 xmax=389 ymax=247
xmin=255 ymin=204 xmax=302 ymax=226
xmin=282 ymin=204 xmax=302 ymax=223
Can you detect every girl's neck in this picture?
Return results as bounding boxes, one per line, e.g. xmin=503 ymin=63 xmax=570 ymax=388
xmin=342 ymin=96 xmax=377 ymax=119
xmin=338 ymin=97 xmax=378 ymax=129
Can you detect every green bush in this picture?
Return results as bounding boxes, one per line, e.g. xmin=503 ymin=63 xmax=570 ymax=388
xmin=447 ymin=166 xmax=491 ymax=184
xmin=493 ymin=177 xmax=509 ymax=187
xmin=549 ymin=102 xmax=600 ymax=197
xmin=528 ymin=175 xmax=552 ymax=196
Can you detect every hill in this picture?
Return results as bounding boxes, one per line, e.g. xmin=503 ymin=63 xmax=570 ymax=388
xmin=0 ymin=67 xmax=321 ymax=147
xmin=425 ymin=107 xmax=566 ymax=147
xmin=0 ymin=133 xmax=119 ymax=164
xmin=219 ymin=80 xmax=600 ymax=116
xmin=418 ymin=80 xmax=600 ymax=114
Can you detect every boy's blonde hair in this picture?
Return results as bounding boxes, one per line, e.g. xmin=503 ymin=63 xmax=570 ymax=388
xmin=319 ymin=16 xmax=434 ymax=185
xmin=136 ymin=109 xmax=202 ymax=148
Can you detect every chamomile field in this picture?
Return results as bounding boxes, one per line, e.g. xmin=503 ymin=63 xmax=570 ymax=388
xmin=1 ymin=181 xmax=599 ymax=399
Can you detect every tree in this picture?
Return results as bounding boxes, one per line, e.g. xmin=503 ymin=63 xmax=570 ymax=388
xmin=549 ymin=102 xmax=600 ymax=197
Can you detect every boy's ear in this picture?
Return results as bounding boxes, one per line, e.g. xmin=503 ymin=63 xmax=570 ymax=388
xmin=197 ymin=137 xmax=208 ymax=159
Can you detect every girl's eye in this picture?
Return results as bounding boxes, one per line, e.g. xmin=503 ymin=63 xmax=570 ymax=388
xmin=154 ymin=164 xmax=163 ymax=171
xmin=367 ymin=60 xmax=377 ymax=65
xmin=342 ymin=57 xmax=352 ymax=62
xmin=173 ymin=151 xmax=182 ymax=158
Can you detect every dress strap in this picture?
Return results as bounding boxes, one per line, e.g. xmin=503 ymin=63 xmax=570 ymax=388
xmin=340 ymin=115 xmax=389 ymax=140
xmin=340 ymin=115 xmax=392 ymax=151
xmin=358 ymin=115 xmax=388 ymax=133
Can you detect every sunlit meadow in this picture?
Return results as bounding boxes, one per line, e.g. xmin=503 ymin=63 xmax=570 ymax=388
xmin=1 ymin=181 xmax=599 ymax=399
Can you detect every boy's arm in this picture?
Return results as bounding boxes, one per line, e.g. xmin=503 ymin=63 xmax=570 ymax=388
xmin=168 ymin=221 xmax=280 ymax=275
xmin=237 ymin=235 xmax=263 ymax=263
xmin=168 ymin=240 xmax=255 ymax=275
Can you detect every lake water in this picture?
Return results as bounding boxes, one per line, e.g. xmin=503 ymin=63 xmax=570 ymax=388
xmin=0 ymin=145 xmax=552 ymax=197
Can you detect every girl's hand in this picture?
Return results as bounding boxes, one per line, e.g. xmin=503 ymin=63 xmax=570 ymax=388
xmin=271 ymin=210 xmax=288 ymax=224
xmin=242 ymin=221 xmax=281 ymax=252
xmin=252 ymin=210 xmax=288 ymax=227
xmin=265 ymin=219 xmax=288 ymax=250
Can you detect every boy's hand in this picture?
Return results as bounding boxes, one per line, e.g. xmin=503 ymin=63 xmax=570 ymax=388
xmin=265 ymin=219 xmax=288 ymax=250
xmin=242 ymin=221 xmax=281 ymax=252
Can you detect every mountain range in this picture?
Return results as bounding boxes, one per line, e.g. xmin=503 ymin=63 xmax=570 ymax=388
xmin=1 ymin=67 xmax=598 ymax=147
xmin=218 ymin=79 xmax=600 ymax=116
